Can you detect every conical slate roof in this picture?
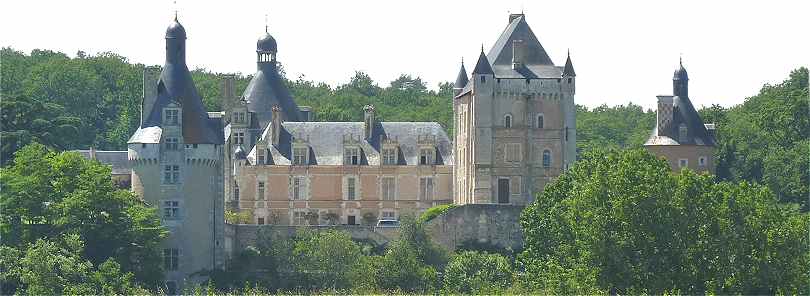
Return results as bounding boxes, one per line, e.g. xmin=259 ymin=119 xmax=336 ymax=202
xmin=454 ymin=61 xmax=468 ymax=88
xmin=131 ymin=18 xmax=223 ymax=144
xmin=563 ymin=52 xmax=576 ymax=76
xmin=242 ymin=32 xmax=302 ymax=130
xmin=471 ymin=49 xmax=494 ymax=75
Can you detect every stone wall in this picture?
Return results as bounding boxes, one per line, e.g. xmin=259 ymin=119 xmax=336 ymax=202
xmin=424 ymin=204 xmax=524 ymax=252
xmin=226 ymin=204 xmax=526 ymax=256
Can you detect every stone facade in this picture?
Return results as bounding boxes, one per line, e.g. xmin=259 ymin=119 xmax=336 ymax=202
xmin=453 ymin=14 xmax=576 ymax=206
xmin=423 ymin=204 xmax=524 ymax=251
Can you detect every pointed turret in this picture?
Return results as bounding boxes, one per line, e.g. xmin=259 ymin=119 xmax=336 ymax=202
xmin=453 ymin=59 xmax=468 ymax=96
xmin=130 ymin=17 xmax=222 ymax=144
xmin=471 ymin=48 xmax=494 ymax=75
xmin=562 ymin=51 xmax=576 ymax=77
xmin=242 ymin=26 xmax=302 ymax=131
xmin=673 ymin=57 xmax=689 ymax=98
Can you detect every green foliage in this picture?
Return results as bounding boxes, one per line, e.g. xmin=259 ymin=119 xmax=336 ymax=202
xmin=576 ymin=103 xmax=656 ymax=152
xmin=224 ymin=209 xmax=253 ymax=224
xmin=520 ymin=148 xmax=810 ymax=294
xmin=0 ymin=143 xmax=167 ymax=288
xmin=1 ymin=234 xmax=145 ymax=295
xmin=290 ymin=230 xmax=365 ymax=290
xmin=706 ymin=67 xmax=809 ymax=209
xmin=418 ymin=203 xmax=457 ymax=223
xmin=443 ymin=251 xmax=513 ymax=294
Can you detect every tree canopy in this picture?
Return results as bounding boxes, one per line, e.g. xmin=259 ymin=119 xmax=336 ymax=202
xmin=0 ymin=143 xmax=167 ymax=291
xmin=520 ymin=148 xmax=809 ymax=294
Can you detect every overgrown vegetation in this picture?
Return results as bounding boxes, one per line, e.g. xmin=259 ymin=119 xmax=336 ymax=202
xmin=418 ymin=204 xmax=458 ymax=223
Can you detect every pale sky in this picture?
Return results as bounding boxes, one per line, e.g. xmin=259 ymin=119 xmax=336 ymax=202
xmin=2 ymin=0 xmax=808 ymax=110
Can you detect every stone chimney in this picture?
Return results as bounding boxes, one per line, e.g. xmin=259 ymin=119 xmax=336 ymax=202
xmin=141 ymin=66 xmax=160 ymax=125
xmin=221 ymin=74 xmax=236 ymax=111
xmin=656 ymin=95 xmax=674 ymax=137
xmin=271 ymin=105 xmax=282 ymax=146
xmin=512 ymin=39 xmax=526 ymax=69
xmin=299 ymin=106 xmax=313 ymax=122
xmin=363 ymin=105 xmax=375 ymax=139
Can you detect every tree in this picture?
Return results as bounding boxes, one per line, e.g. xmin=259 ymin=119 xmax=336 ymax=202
xmin=443 ymin=251 xmax=513 ymax=294
xmin=519 ymin=148 xmax=810 ymax=294
xmin=291 ymin=230 xmax=364 ymax=290
xmin=1 ymin=234 xmax=144 ymax=295
xmin=0 ymin=143 xmax=167 ymax=287
xmin=376 ymin=215 xmax=445 ymax=292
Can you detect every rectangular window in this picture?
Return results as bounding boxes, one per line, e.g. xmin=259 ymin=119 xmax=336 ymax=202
xmin=257 ymin=153 xmax=265 ymax=165
xmin=346 ymin=177 xmax=356 ymax=200
xmin=419 ymin=148 xmax=434 ymax=165
xmin=233 ymin=132 xmax=245 ymax=145
xmin=293 ymin=147 xmax=308 ymax=165
xmin=698 ymin=156 xmax=707 ymax=166
xmin=344 ymin=147 xmax=360 ymax=165
xmin=164 ymin=137 xmax=179 ymax=150
xmin=257 ymin=182 xmax=265 ymax=200
xmin=292 ymin=176 xmax=306 ymax=200
xmin=165 ymin=109 xmax=179 ymax=125
xmin=162 ymin=200 xmax=180 ymax=219
xmin=382 ymin=177 xmax=396 ymax=201
xmin=382 ymin=148 xmax=397 ymax=165
xmin=419 ymin=177 xmax=434 ymax=201
xmin=505 ymin=143 xmax=522 ymax=162
xmin=679 ymin=158 xmax=688 ymax=168
xmin=163 ymin=165 xmax=180 ymax=184
xmin=257 ymin=217 xmax=265 ymax=225
xmin=163 ymin=248 xmax=179 ymax=271
xmin=234 ymin=185 xmax=240 ymax=200
xmin=293 ymin=210 xmax=307 ymax=225
xmin=237 ymin=112 xmax=246 ymax=123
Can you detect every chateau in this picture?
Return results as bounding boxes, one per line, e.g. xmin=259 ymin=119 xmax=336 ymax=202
xmin=75 ymin=11 xmax=715 ymax=291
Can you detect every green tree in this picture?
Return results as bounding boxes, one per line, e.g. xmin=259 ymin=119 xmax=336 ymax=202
xmin=291 ymin=230 xmax=365 ymax=290
xmin=520 ymin=148 xmax=809 ymax=294
xmin=376 ymin=215 xmax=445 ymax=292
xmin=0 ymin=143 xmax=167 ymax=286
xmin=2 ymin=234 xmax=143 ymax=295
xmin=443 ymin=251 xmax=513 ymax=294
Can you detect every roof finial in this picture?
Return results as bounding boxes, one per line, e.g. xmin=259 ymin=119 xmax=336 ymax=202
xmin=265 ymin=14 xmax=268 ymax=33
xmin=481 ymin=44 xmax=484 ymax=52
xmin=461 ymin=56 xmax=464 ymax=65
xmin=173 ymin=0 xmax=178 ymax=21
xmin=567 ymin=48 xmax=570 ymax=57
xmin=679 ymin=53 xmax=683 ymax=67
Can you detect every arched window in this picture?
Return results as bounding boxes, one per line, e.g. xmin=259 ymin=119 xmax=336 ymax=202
xmin=542 ymin=149 xmax=552 ymax=168
xmin=504 ymin=114 xmax=512 ymax=128
xmin=536 ymin=114 xmax=544 ymax=129
xmin=678 ymin=124 xmax=688 ymax=142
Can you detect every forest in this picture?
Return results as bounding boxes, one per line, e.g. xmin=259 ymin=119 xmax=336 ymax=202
xmin=0 ymin=47 xmax=807 ymax=294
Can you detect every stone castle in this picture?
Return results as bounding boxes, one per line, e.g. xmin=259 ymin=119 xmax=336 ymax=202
xmin=74 ymin=12 xmax=715 ymax=292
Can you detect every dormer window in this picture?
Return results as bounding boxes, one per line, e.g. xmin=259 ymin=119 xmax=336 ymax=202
xmin=419 ymin=148 xmax=434 ymax=165
xmin=344 ymin=147 xmax=360 ymax=165
xmin=233 ymin=132 xmax=245 ymax=145
xmin=164 ymin=137 xmax=179 ymax=150
xmin=504 ymin=114 xmax=513 ymax=128
xmin=233 ymin=112 xmax=246 ymax=124
xmin=164 ymin=109 xmax=179 ymax=125
xmin=382 ymin=147 xmax=398 ymax=165
xmin=678 ymin=124 xmax=688 ymax=143
xmin=293 ymin=146 xmax=308 ymax=165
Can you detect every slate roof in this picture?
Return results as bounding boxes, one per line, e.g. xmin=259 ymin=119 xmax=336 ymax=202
xmin=129 ymin=18 xmax=224 ymax=144
xmin=248 ymin=121 xmax=453 ymax=166
xmin=257 ymin=31 xmax=277 ymax=53
xmin=563 ymin=53 xmax=576 ymax=76
xmin=242 ymin=62 xmax=302 ymax=130
xmin=472 ymin=50 xmax=494 ymax=75
xmin=476 ymin=14 xmax=564 ymax=79
xmin=645 ymin=95 xmax=715 ymax=146
xmin=74 ymin=150 xmax=131 ymax=175
xmin=454 ymin=61 xmax=469 ymax=89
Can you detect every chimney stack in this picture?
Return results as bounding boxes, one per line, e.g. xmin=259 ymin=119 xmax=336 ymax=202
xmin=221 ymin=74 xmax=236 ymax=111
xmin=363 ymin=105 xmax=375 ymax=139
xmin=141 ymin=66 xmax=160 ymax=125
xmin=271 ymin=105 xmax=282 ymax=146
xmin=656 ymin=96 xmax=674 ymax=137
xmin=512 ymin=39 xmax=526 ymax=69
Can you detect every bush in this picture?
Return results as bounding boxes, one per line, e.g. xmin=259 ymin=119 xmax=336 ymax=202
xmin=443 ymin=251 xmax=513 ymax=294
xmin=418 ymin=204 xmax=458 ymax=223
